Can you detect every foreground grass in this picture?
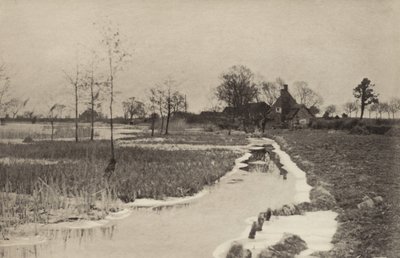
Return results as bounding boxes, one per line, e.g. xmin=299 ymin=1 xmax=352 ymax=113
xmin=0 ymin=140 xmax=241 ymax=235
xmin=268 ymin=129 xmax=400 ymax=257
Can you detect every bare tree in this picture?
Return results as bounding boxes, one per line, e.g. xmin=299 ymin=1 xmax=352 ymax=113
xmin=48 ymin=104 xmax=66 ymax=141
xmin=146 ymin=97 xmax=158 ymax=137
xmin=293 ymin=81 xmax=323 ymax=109
xmin=64 ymin=56 xmax=81 ymax=142
xmin=325 ymin=105 xmax=337 ymax=117
xmin=388 ymin=98 xmax=400 ymax=119
xmin=99 ymin=20 xmax=131 ymax=161
xmin=81 ymin=50 xmax=105 ymax=141
xmin=122 ymin=97 xmax=146 ymax=121
xmin=343 ymin=102 xmax=358 ymax=117
xmin=161 ymin=78 xmax=176 ymax=135
xmin=171 ymin=91 xmax=185 ymax=113
xmin=5 ymin=98 xmax=29 ymax=118
xmin=377 ymin=102 xmax=389 ymax=119
xmin=149 ymin=87 xmax=167 ymax=135
xmin=259 ymin=81 xmax=279 ymax=105
xmin=0 ymin=64 xmax=11 ymax=122
xmin=367 ymin=103 xmax=378 ymax=118
xmin=206 ymin=88 xmax=222 ymax=112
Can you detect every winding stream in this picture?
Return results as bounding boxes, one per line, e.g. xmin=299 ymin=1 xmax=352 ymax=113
xmin=0 ymin=138 xmax=337 ymax=258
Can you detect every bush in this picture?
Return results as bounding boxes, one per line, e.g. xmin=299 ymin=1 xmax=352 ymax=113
xmin=350 ymin=125 xmax=370 ymax=135
xmin=340 ymin=119 xmax=360 ymax=130
xmin=23 ymin=136 xmax=34 ymax=143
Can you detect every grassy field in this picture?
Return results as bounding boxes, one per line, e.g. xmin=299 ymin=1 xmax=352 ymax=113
xmin=268 ymin=129 xmax=400 ymax=257
xmin=0 ymin=134 xmax=244 ymax=237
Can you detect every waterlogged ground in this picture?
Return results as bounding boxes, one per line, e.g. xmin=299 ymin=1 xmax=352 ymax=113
xmin=0 ymin=122 xmax=144 ymax=143
xmin=0 ymin=137 xmax=338 ymax=258
xmin=1 ymin=139 xmax=301 ymax=258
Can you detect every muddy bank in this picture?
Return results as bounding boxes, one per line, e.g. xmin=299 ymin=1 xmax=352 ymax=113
xmin=0 ymin=139 xmax=297 ymax=258
xmin=214 ymin=137 xmax=338 ymax=258
xmin=268 ymin=130 xmax=400 ymax=257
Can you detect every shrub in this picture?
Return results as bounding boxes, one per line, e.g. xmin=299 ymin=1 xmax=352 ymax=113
xmin=350 ymin=125 xmax=370 ymax=135
xmin=23 ymin=136 xmax=34 ymax=143
xmin=340 ymin=119 xmax=360 ymax=130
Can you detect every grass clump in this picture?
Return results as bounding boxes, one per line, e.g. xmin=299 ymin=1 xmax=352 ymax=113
xmin=0 ymin=140 xmax=240 ymax=234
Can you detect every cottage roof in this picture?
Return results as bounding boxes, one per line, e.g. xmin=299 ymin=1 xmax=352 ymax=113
xmin=271 ymin=91 xmax=297 ymax=108
xmin=223 ymin=102 xmax=270 ymax=114
xmin=286 ymin=104 xmax=315 ymax=119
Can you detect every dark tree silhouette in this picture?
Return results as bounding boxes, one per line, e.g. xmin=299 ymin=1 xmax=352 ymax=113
xmin=216 ymin=65 xmax=259 ymax=109
xmin=216 ymin=65 xmax=259 ymax=134
xmin=353 ymin=78 xmax=379 ymax=119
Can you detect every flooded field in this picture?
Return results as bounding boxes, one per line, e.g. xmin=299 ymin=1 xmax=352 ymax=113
xmin=0 ymin=138 xmax=338 ymax=258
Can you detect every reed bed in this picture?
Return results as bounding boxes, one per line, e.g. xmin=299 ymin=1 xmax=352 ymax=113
xmin=0 ymin=140 xmax=240 ymax=234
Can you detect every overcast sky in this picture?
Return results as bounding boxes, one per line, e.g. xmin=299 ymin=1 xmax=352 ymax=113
xmin=0 ymin=0 xmax=399 ymax=115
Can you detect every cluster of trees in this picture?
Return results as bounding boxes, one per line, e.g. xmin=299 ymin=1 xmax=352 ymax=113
xmin=323 ymin=78 xmax=400 ymax=120
xmin=0 ymin=21 xmax=131 ymax=167
xmin=213 ymin=65 xmax=324 ymax=131
xmin=148 ymin=78 xmax=187 ymax=136
xmin=0 ymin=64 xmax=28 ymax=123
xmin=213 ymin=65 xmax=323 ymax=133
xmin=215 ymin=65 xmax=323 ymax=115
xmin=340 ymin=99 xmax=400 ymax=119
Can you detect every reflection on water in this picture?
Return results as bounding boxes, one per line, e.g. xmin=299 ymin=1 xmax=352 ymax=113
xmin=1 ymin=141 xmax=295 ymax=258
xmin=0 ymin=224 xmax=116 ymax=258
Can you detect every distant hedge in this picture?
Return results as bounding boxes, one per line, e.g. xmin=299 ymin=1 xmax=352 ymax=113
xmin=310 ymin=118 xmax=399 ymax=136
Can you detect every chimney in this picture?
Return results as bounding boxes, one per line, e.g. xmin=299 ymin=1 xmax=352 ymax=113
xmin=280 ymin=84 xmax=288 ymax=95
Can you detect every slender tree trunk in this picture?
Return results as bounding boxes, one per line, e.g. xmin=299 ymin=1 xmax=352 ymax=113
xmin=165 ymin=89 xmax=171 ymax=135
xmin=160 ymin=116 xmax=164 ymax=135
xmin=184 ymin=94 xmax=187 ymax=113
xmin=151 ymin=114 xmax=155 ymax=137
xmin=51 ymin=120 xmax=54 ymax=141
xmin=109 ymin=56 xmax=115 ymax=160
xmin=90 ymin=78 xmax=95 ymax=141
xmin=165 ymin=109 xmax=170 ymax=135
xmin=75 ymin=84 xmax=79 ymax=142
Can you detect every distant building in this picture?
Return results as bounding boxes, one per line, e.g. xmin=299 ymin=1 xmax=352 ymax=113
xmin=223 ymin=102 xmax=270 ymax=131
xmin=267 ymin=84 xmax=315 ymax=128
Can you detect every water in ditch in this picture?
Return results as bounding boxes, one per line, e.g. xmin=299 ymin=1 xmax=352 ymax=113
xmin=0 ymin=139 xmax=300 ymax=258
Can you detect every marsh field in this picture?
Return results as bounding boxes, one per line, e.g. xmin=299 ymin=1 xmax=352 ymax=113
xmin=0 ymin=121 xmax=398 ymax=258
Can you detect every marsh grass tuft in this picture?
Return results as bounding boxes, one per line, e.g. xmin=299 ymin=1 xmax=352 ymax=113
xmin=0 ymin=140 xmax=240 ymax=234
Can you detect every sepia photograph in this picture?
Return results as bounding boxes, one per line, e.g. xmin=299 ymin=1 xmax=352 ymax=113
xmin=0 ymin=0 xmax=399 ymax=257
